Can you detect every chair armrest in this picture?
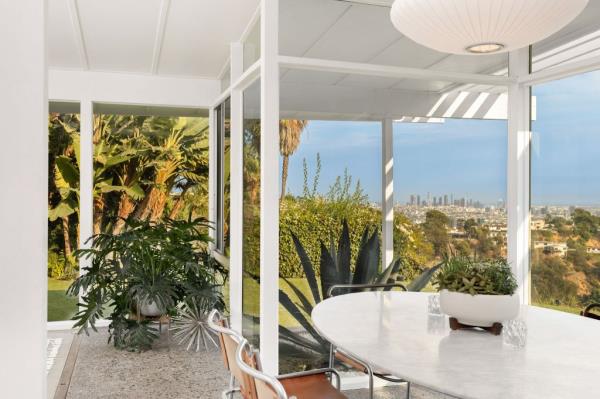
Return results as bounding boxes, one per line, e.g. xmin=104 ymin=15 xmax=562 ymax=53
xmin=278 ymin=368 xmax=342 ymax=390
xmin=581 ymin=303 xmax=600 ymax=320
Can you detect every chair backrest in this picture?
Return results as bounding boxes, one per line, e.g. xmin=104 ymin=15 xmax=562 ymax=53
xmin=235 ymin=338 xmax=290 ymax=399
xmin=581 ymin=303 xmax=600 ymax=320
xmin=327 ymin=282 xmax=407 ymax=298
xmin=207 ymin=310 xmax=255 ymax=398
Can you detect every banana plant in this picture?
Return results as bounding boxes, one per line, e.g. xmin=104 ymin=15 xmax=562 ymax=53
xmin=279 ymin=220 xmax=441 ymax=369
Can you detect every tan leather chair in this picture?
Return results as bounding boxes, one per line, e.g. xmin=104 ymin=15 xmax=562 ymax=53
xmin=236 ymin=338 xmax=346 ymax=399
xmin=327 ymin=283 xmax=411 ymax=399
xmin=208 ymin=309 xmax=254 ymax=399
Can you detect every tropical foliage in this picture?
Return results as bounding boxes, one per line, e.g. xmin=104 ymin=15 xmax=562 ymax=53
xmin=435 ymin=256 xmax=517 ymax=296
xmin=68 ymin=217 xmax=225 ymax=352
xmin=47 ymin=113 xmax=210 ymax=281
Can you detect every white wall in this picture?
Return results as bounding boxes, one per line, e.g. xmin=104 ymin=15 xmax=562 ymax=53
xmin=49 ymin=69 xmax=220 ymax=107
xmin=0 ymin=0 xmax=48 ymax=397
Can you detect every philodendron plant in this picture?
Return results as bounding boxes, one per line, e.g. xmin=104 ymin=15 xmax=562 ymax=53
xmin=434 ymin=256 xmax=517 ymax=296
xmin=279 ymin=220 xmax=440 ymax=370
xmin=68 ymin=216 xmax=226 ymax=352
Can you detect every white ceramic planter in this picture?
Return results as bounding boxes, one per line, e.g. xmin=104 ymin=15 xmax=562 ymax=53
xmin=140 ymin=300 xmax=163 ymax=317
xmin=439 ymin=289 xmax=520 ymax=327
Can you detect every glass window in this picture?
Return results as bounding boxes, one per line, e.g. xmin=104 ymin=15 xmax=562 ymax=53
xmin=393 ymin=118 xmax=508 ymax=279
xmin=221 ymin=62 xmax=231 ymax=92
xmin=244 ymin=18 xmax=261 ymax=71
xmin=531 ymin=70 xmax=600 ymax=313
xmin=91 ymin=112 xmax=210 ymax=234
xmin=48 ymin=107 xmax=80 ymax=321
xmin=215 ymin=98 xmax=231 ymax=256
xmin=278 ymin=120 xmax=382 ymax=372
xmin=242 ymin=79 xmax=261 ymax=345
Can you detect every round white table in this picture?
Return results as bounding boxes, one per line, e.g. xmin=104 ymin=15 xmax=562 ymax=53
xmin=311 ymin=291 xmax=600 ymax=399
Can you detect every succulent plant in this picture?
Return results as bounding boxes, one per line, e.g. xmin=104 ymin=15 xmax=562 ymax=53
xmin=435 ymin=256 xmax=517 ymax=296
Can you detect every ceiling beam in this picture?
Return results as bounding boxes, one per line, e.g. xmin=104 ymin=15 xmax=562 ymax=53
xmin=67 ymin=0 xmax=89 ymax=70
xmin=519 ymin=53 xmax=600 ymax=87
xmin=333 ymin=0 xmax=393 ymax=7
xmin=279 ymin=55 xmax=515 ymax=87
xmin=151 ymin=0 xmax=171 ymax=74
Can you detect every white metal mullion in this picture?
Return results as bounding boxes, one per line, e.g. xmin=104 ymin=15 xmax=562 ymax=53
xmin=79 ymin=99 xmax=94 ymax=278
xmin=259 ymin=0 xmax=280 ymax=375
xmin=519 ymin=53 xmax=600 ymax=87
xmin=382 ymin=119 xmax=394 ymax=269
xmin=278 ymin=55 xmax=515 ymax=87
xmin=208 ymin=107 xmax=217 ymax=249
xmin=229 ymin=42 xmax=244 ymax=333
xmin=507 ymin=48 xmax=531 ymax=304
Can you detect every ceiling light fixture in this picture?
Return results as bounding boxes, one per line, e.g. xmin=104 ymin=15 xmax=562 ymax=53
xmin=390 ymin=0 xmax=589 ymax=55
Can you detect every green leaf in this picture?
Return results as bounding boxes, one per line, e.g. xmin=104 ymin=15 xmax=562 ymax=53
xmin=407 ymin=262 xmax=442 ymax=292
xmin=291 ymin=232 xmax=321 ymax=303
xmin=336 ymin=220 xmax=351 ymax=285
xmin=352 ymin=228 xmax=380 ymax=285
xmin=319 ymin=242 xmax=339 ymax=298
xmin=49 ymin=201 xmax=76 ymax=221
xmin=55 ymin=156 xmax=79 ymax=187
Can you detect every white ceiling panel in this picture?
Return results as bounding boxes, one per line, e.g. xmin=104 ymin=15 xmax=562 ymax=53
xmin=159 ymin=0 xmax=259 ymax=77
xmin=370 ymin=37 xmax=448 ymax=69
xmin=303 ymin=3 xmax=402 ymax=63
xmin=48 ymin=0 xmax=82 ymax=69
xmin=77 ymin=0 xmax=162 ymax=73
xmin=430 ymin=53 xmax=508 ymax=76
xmin=279 ymin=0 xmax=350 ymax=57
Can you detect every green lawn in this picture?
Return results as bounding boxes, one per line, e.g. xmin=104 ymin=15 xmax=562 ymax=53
xmin=48 ymin=278 xmax=78 ymax=322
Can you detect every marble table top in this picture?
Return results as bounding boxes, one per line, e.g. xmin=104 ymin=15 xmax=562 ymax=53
xmin=311 ymin=291 xmax=600 ymax=399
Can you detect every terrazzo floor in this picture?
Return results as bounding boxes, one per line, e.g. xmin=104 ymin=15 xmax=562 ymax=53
xmin=54 ymin=327 xmax=451 ymax=399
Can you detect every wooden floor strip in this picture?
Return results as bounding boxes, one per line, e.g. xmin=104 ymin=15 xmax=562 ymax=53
xmin=53 ymin=334 xmax=81 ymax=399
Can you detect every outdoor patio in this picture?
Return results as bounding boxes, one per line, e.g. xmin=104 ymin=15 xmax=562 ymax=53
xmin=4 ymin=0 xmax=600 ymax=398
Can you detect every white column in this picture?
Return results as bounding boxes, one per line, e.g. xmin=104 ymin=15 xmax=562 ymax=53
xmin=507 ymin=48 xmax=531 ymax=304
xmin=260 ymin=0 xmax=280 ymax=374
xmin=208 ymin=107 xmax=217 ymax=248
xmin=229 ymin=42 xmax=244 ymax=333
xmin=382 ymin=119 xmax=394 ymax=269
xmin=79 ymin=100 xmax=94 ymax=273
xmin=0 ymin=0 xmax=47 ymax=396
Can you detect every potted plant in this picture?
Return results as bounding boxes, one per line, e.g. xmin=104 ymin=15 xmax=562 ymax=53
xmin=67 ymin=216 xmax=226 ymax=351
xmin=435 ymin=257 xmax=519 ymax=334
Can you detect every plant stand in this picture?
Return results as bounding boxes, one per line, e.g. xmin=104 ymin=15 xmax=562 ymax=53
xmin=130 ymin=313 xmax=172 ymax=342
xmin=449 ymin=317 xmax=503 ymax=335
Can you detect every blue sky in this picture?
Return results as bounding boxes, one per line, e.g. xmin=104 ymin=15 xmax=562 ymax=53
xmin=283 ymin=70 xmax=600 ymax=206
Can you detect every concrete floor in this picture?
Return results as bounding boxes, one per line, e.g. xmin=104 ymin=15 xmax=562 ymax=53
xmin=47 ymin=330 xmax=75 ymax=399
xmin=48 ymin=327 xmax=451 ymax=399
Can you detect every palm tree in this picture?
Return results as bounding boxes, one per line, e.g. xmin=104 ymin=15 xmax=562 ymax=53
xmin=279 ymin=120 xmax=307 ymax=200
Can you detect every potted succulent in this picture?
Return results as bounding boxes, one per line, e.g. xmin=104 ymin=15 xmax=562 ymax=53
xmin=435 ymin=257 xmax=519 ymax=333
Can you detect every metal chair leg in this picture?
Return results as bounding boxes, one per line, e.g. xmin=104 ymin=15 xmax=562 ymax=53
xmin=365 ymin=363 xmax=374 ymax=399
xmin=329 ymin=344 xmax=335 ymax=368
xmin=405 ymin=381 xmax=411 ymax=399
xmin=228 ymin=374 xmax=235 ymax=399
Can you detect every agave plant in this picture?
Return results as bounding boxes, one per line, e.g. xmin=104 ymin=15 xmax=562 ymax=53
xmin=279 ymin=220 xmax=440 ymax=370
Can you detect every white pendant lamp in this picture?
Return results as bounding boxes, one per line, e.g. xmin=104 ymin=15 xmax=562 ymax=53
xmin=390 ymin=0 xmax=588 ymax=55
